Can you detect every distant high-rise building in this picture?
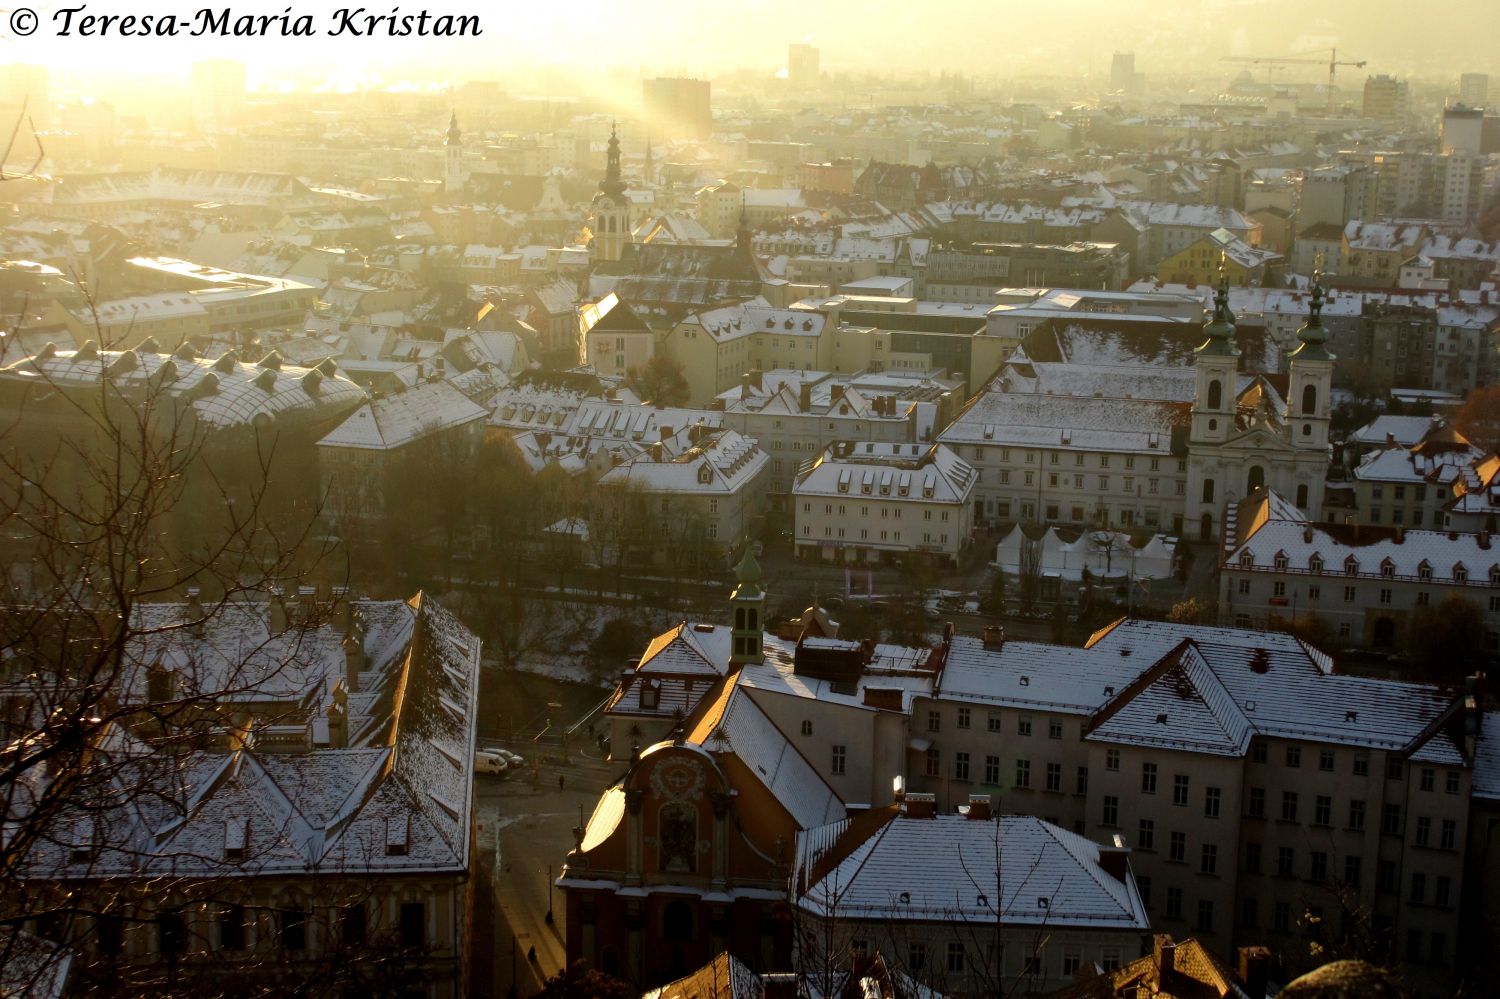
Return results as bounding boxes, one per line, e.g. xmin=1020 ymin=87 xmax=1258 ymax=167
xmin=1362 ymin=74 xmax=1409 ymax=121
xmin=641 ymin=77 xmax=712 ymax=140
xmin=1459 ymin=72 xmax=1489 ymax=108
xmin=1442 ymin=104 xmax=1485 ymax=156
xmin=1110 ymin=52 xmax=1137 ymax=94
xmin=788 ymin=42 xmax=820 ymax=89
xmin=190 ymin=59 xmax=246 ymax=129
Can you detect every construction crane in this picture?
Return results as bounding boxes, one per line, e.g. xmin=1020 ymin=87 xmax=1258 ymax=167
xmin=1221 ymin=49 xmax=1367 ymax=113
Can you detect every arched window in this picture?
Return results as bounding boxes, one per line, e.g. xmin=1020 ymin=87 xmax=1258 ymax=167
xmin=1207 ymin=379 xmax=1223 ymax=410
xmin=1202 ymin=478 xmax=1216 ymax=504
xmin=1247 ymin=466 xmax=1265 ymax=493
xmin=1301 ymin=384 xmax=1318 ymax=416
xmin=734 ymin=607 xmax=746 ymax=629
xmin=747 ymin=608 xmax=758 ymax=632
xmin=1296 ymin=484 xmax=1309 ymax=507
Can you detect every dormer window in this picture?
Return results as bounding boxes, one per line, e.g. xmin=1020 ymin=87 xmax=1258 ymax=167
xmin=385 ymin=814 xmax=409 ymax=857
xmin=1309 ymin=555 xmax=1323 ymax=574
xmin=1380 ymin=559 xmax=1395 ymax=579
xmin=1239 ymin=550 xmax=1255 ymax=569
xmin=1418 ymin=561 xmax=1433 ymax=581
xmin=1490 ymin=565 xmax=1500 ymax=586
xmin=1273 ymin=552 xmax=1288 ymax=571
xmin=224 ymin=817 xmax=249 ymax=862
xmin=1344 ymin=556 xmax=1359 ymax=576
xmin=640 ymin=680 xmax=660 ymax=710
xmin=1454 ymin=564 xmax=1469 ymax=583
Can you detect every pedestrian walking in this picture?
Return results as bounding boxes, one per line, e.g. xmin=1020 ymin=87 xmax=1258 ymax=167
xmin=557 ymin=774 xmax=565 ymax=791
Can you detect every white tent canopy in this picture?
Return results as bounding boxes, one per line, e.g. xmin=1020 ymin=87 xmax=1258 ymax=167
xmin=994 ymin=526 xmax=1176 ymax=583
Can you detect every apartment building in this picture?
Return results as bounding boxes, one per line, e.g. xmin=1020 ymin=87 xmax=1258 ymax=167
xmin=1219 ymin=488 xmax=1500 ymax=653
xmin=1349 ymin=419 xmax=1498 ymax=530
xmin=792 ymin=442 xmax=977 ymax=567
xmin=715 ymin=368 xmax=958 ymax=499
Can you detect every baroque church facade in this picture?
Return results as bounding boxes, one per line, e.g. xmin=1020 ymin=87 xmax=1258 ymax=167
xmin=1185 ymin=271 xmax=1333 ymax=540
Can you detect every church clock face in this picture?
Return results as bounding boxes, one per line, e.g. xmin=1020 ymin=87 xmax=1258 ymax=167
xmin=650 ymin=757 xmax=706 ymax=802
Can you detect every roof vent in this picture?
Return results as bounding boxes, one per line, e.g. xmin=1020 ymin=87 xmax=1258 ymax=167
xmin=1019 ymin=675 xmax=1030 ymax=686
xmin=1156 ymin=712 xmax=1169 ymax=724
xmin=1036 ymin=896 xmax=1050 ymax=909
xmin=213 ymin=350 xmax=237 ymax=373
xmin=254 ymin=368 xmax=277 ymax=392
xmin=1345 ymin=710 xmax=1358 ymax=722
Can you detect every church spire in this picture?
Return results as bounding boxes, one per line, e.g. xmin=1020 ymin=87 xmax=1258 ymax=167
xmin=445 ymin=111 xmax=461 ymax=147
xmin=1290 ymin=262 xmax=1333 ymax=361
xmin=599 ymin=121 xmax=627 ymax=200
xmin=1195 ymin=255 xmax=1240 ymax=357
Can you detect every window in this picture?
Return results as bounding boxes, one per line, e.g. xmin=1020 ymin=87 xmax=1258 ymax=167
xmin=1196 ymin=899 xmax=1214 ymax=931
xmin=280 ymin=908 xmax=307 ymax=951
xmin=340 ymin=903 xmax=367 ymax=946
xmin=831 ymin=745 xmax=847 ymax=776
xmin=1201 ymin=843 xmax=1218 ymax=874
xmin=1018 ymin=716 xmax=1032 ymax=736
xmin=1205 ymin=786 xmax=1222 ymax=818
xmin=399 ymin=902 xmax=425 ymax=948
xmin=953 ymin=752 xmax=969 ymax=781
xmin=1169 ymin=831 xmax=1186 ymax=862
xmin=1345 ymin=856 xmax=1362 ymax=888
xmin=1138 ymin=819 xmax=1155 ymax=850
xmin=1048 ymin=719 xmax=1063 ymax=739
xmin=1244 ymin=841 xmax=1262 ymax=874
xmin=1166 ymin=887 xmax=1183 ymax=920
xmin=1273 ymin=901 xmax=1291 ymax=932
xmin=1319 ymin=749 xmax=1335 ymax=772
xmin=984 ymin=755 xmax=1000 ymax=785
xmin=1440 ymin=819 xmax=1457 ymax=850
xmin=1410 ymin=872 xmax=1426 ymax=904
xmin=219 ymin=905 xmax=245 ymax=951
xmin=1046 ymin=762 xmax=1062 ymax=791
xmin=1277 ymin=847 xmax=1295 ymax=877
xmin=987 ymin=713 xmax=1001 ymax=732
xmin=908 ymin=942 xmax=926 ymax=972
xmin=1348 ymin=799 xmax=1367 ymax=831
xmin=1015 ymin=759 xmax=1031 ymax=788
xmin=1286 ymin=745 xmax=1301 ymax=768
xmin=957 ymin=707 xmax=971 ymax=729
xmin=946 ymin=942 xmax=965 ymax=974
xmin=1248 ymin=787 xmax=1265 ymax=818
xmin=1415 ymin=816 xmax=1432 ymax=846
xmin=1102 ymin=795 xmax=1119 ymax=826
xmin=1383 ymin=803 xmax=1403 ymax=835
xmin=1311 ymin=850 xmax=1328 ymax=881
xmin=1314 ymin=795 xmax=1332 ymax=826
xmin=1172 ymin=774 xmax=1190 ymax=806
xmin=1252 ymin=741 xmax=1267 ymax=764
xmin=1137 ymin=876 xmax=1152 ymax=905
xmin=1435 ymin=875 xmax=1452 ymax=908
xmin=158 ymin=911 xmax=185 ymax=956
xmin=800 ymin=720 xmax=813 ymax=736
xmin=1105 ymin=748 xmax=1120 ymax=771
xmin=1446 ymin=771 xmax=1461 ymax=794
xmin=1281 ymin=791 xmax=1298 ymax=821
xmin=1076 ymin=766 xmax=1088 ymax=795
xmin=1241 ymin=897 xmax=1258 ymax=928
xmin=927 ymin=710 xmax=941 ymax=733
xmin=1354 ymin=757 xmax=1370 ymax=777
xmin=1141 ymin=762 xmax=1158 ymax=794
xmin=1421 ymin=768 xmax=1435 ymax=791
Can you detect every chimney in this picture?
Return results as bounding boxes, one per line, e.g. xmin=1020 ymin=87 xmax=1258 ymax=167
xmin=831 ymin=384 xmax=845 ymax=402
xmin=269 ymin=587 xmax=288 ymax=634
xmin=659 ymin=425 xmax=674 ymax=442
xmin=983 ymin=625 xmax=1006 ymax=650
xmin=186 ymin=586 xmax=204 ymax=637
xmin=327 ymin=686 xmax=348 ymax=748
xmin=343 ymin=632 xmax=365 ymax=693
xmin=902 ymin=791 xmax=936 ymax=819
xmin=1155 ymin=935 xmax=1177 ymax=978
xmin=1097 ymin=834 xmax=1130 ymax=883
xmin=332 ymin=585 xmax=351 ymax=634
xmin=964 ymin=794 xmax=992 ymax=820
xmin=1237 ymin=946 xmax=1270 ymax=998
xmin=799 ymin=383 xmax=812 ymax=412
xmin=1386 ymin=432 xmax=1398 ymax=447
xmin=750 ymin=368 xmax=763 ymax=390
xmin=1481 ymin=530 xmax=1491 ymax=550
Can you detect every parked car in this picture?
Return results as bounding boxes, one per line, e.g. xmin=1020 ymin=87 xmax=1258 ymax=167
xmin=475 ymin=750 xmax=507 ymax=775
xmin=500 ymin=750 xmax=525 ymax=768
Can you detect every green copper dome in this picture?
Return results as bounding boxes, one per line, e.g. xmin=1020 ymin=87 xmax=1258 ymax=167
xmin=1290 ymin=271 xmax=1334 ymax=362
xmin=1195 ymin=266 xmax=1240 ymax=357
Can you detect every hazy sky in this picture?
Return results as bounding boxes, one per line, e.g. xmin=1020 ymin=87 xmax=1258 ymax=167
xmin=4 ymin=0 xmax=1496 ymax=88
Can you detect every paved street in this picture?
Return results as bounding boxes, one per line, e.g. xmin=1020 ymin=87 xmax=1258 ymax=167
xmin=476 ymin=749 xmax=619 ymax=998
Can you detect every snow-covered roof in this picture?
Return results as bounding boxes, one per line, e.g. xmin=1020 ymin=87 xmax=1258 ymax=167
xmin=940 ymin=389 xmax=1185 ymax=457
xmin=796 ymin=813 xmax=1148 ymax=929
xmin=598 ymin=428 xmax=767 ymax=496
xmin=793 ymin=442 xmax=976 ymax=506
xmin=1473 ymin=712 xmax=1500 ymax=801
xmin=317 ymin=380 xmax=487 ymax=450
